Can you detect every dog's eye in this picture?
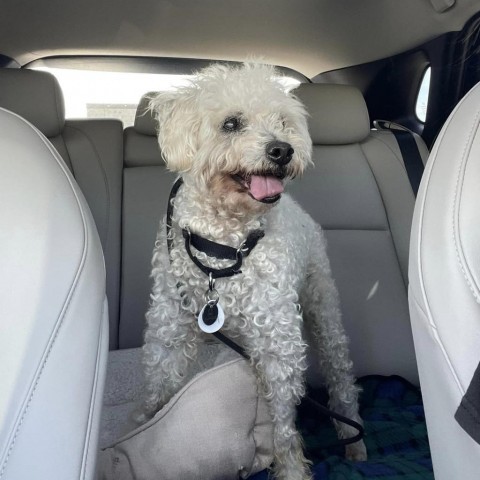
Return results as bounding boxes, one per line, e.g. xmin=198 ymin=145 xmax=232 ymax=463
xmin=222 ymin=116 xmax=242 ymax=132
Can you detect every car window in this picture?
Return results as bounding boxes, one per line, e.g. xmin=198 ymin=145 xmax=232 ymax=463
xmin=31 ymin=67 xmax=193 ymax=126
xmin=31 ymin=66 xmax=300 ymax=127
xmin=415 ymin=66 xmax=431 ymax=123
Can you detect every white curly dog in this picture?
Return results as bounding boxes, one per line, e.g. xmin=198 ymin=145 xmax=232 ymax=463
xmin=142 ymin=62 xmax=367 ymax=480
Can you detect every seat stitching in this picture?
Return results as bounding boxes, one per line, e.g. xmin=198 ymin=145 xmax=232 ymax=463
xmin=413 ymin=102 xmax=480 ymax=397
xmin=359 ymin=142 xmax=408 ymax=289
xmin=368 ymin=133 xmax=410 ymax=176
xmin=81 ymin=304 xmax=106 ymax=479
xmin=409 ymin=291 xmax=464 ymax=395
xmin=452 ymin=111 xmax=480 ymax=304
xmin=0 ymin=110 xmax=89 ymax=478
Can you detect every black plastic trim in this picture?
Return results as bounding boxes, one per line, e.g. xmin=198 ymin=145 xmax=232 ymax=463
xmin=0 ymin=54 xmax=20 ymax=68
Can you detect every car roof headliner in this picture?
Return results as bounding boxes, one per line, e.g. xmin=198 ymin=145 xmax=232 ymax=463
xmin=1 ymin=0 xmax=479 ymax=77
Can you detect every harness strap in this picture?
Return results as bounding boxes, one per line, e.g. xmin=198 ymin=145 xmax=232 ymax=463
xmin=167 ymin=176 xmax=265 ymax=279
xmin=186 ymin=228 xmax=265 ymax=260
xmin=182 ymin=228 xmax=265 ymax=279
xmin=166 ymin=177 xmax=184 ymax=255
xmin=183 ymin=230 xmax=243 ymax=279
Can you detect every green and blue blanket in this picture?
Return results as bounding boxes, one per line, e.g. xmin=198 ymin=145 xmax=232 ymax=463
xmin=253 ymin=375 xmax=433 ymax=479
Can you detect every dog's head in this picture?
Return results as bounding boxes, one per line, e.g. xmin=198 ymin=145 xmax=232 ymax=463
xmin=150 ymin=62 xmax=312 ymax=213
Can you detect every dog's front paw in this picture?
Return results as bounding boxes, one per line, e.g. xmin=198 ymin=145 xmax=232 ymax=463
xmin=345 ymin=439 xmax=367 ymax=462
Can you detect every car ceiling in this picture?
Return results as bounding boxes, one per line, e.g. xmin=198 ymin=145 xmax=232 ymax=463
xmin=1 ymin=0 xmax=479 ymax=78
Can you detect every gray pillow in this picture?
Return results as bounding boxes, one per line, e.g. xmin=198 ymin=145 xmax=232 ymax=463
xmin=97 ymin=358 xmax=273 ymax=480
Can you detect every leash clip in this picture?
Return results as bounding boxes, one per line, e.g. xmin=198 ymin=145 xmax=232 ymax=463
xmin=237 ymin=241 xmax=249 ymax=255
xmin=204 ymin=272 xmax=219 ymax=306
xmin=208 ymin=272 xmax=215 ymax=291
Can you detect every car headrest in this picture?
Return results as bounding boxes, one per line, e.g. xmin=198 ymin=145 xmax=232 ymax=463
xmin=0 ymin=69 xmax=65 ymax=137
xmin=134 ymin=92 xmax=159 ymax=136
xmin=293 ymin=83 xmax=370 ymax=145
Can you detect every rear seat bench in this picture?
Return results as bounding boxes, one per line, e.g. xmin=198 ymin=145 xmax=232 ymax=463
xmin=114 ymin=86 xmax=428 ymax=385
xmin=100 ymin=85 xmax=429 ymax=453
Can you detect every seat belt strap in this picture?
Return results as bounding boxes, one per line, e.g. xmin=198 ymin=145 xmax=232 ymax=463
xmin=374 ymin=120 xmax=425 ymax=196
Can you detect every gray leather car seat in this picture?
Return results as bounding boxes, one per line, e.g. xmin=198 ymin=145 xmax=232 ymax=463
xmin=409 ymin=82 xmax=480 ymax=479
xmin=293 ymin=84 xmax=429 ymax=384
xmin=0 ymin=107 xmax=108 ymax=479
xmin=0 ymin=69 xmax=123 ymax=349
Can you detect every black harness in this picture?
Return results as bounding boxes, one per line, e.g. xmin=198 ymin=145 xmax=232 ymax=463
xmin=166 ymin=177 xmax=364 ymax=447
xmin=167 ymin=177 xmax=265 ymax=279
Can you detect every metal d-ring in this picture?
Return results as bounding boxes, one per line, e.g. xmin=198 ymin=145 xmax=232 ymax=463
xmin=237 ymin=241 xmax=249 ymax=255
xmin=204 ymin=287 xmax=219 ymax=306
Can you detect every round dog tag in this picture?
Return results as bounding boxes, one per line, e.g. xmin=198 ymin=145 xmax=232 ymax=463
xmin=198 ymin=302 xmax=225 ymax=333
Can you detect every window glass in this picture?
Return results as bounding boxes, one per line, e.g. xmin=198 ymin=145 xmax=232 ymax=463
xmin=32 ymin=67 xmax=193 ymax=126
xmin=415 ymin=67 xmax=431 ymax=122
xmin=31 ymin=66 xmax=301 ymax=127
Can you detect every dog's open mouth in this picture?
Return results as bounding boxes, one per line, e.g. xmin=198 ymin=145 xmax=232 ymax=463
xmin=231 ymin=171 xmax=285 ymax=204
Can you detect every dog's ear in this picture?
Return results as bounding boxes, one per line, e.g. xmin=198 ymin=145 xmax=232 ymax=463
xmin=149 ymin=90 xmax=199 ymax=172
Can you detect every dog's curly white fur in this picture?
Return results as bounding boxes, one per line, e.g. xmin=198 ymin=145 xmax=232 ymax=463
xmin=142 ymin=62 xmax=367 ymax=480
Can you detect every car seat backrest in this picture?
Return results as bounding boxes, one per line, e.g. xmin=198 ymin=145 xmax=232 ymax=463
xmin=120 ymin=94 xmax=176 ymax=348
xmin=292 ymin=83 xmax=429 ymax=384
xmin=0 ymin=69 xmax=123 ymax=348
xmin=0 ymin=106 xmax=108 ymax=479
xmin=408 ymin=81 xmax=480 ymax=479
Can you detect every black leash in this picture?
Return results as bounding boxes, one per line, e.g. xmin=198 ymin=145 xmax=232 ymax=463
xmin=166 ymin=177 xmax=364 ymax=447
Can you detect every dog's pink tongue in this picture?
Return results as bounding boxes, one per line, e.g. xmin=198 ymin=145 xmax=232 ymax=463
xmin=249 ymin=175 xmax=284 ymax=200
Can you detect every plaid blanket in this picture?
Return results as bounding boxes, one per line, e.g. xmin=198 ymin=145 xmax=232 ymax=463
xmin=252 ymin=375 xmax=433 ymax=479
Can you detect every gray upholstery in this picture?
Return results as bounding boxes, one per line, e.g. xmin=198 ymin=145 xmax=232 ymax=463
xmin=0 ymin=69 xmax=65 ymax=137
xmin=361 ymin=131 xmax=427 ymax=284
xmin=0 ymin=107 xmax=108 ymax=479
xmin=0 ymin=69 xmax=123 ymax=349
xmin=409 ymin=82 xmax=480 ymax=479
xmin=62 ymin=120 xmax=123 ymax=348
xmin=120 ymin=98 xmax=176 ymax=348
xmin=294 ymin=84 xmax=370 ymax=145
xmin=290 ymin=84 xmax=429 ymax=384
xmin=133 ymin=92 xmax=158 ymax=137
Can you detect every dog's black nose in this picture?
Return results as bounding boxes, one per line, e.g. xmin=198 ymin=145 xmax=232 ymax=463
xmin=266 ymin=141 xmax=294 ymax=165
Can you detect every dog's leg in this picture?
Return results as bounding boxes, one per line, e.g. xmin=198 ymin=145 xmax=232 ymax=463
xmin=301 ymin=227 xmax=367 ymax=461
xmin=140 ymin=273 xmax=199 ymax=422
xmin=245 ymin=304 xmax=312 ymax=480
